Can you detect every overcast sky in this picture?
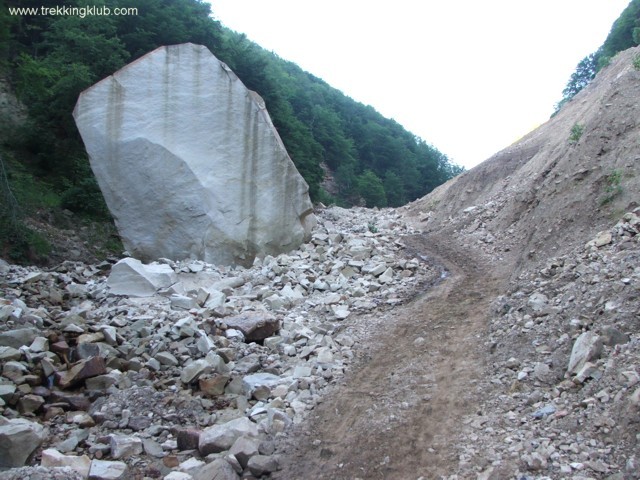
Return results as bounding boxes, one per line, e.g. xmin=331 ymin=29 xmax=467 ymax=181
xmin=208 ymin=0 xmax=630 ymax=169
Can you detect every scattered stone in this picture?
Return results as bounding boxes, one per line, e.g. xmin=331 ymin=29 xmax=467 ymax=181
xmin=164 ymin=472 xmax=193 ymax=480
xmin=223 ymin=311 xmax=280 ymax=342
xmin=142 ymin=438 xmax=165 ymax=458
xmin=180 ymin=359 xmax=212 ymax=384
xmin=57 ymin=356 xmax=107 ymax=389
xmin=567 ymin=332 xmax=603 ymax=376
xmin=199 ymin=375 xmax=230 ymax=397
xmin=191 ymin=458 xmax=238 ymax=480
xmin=199 ymin=417 xmax=259 ymax=455
xmin=0 ymin=328 xmax=38 ymax=349
xmin=593 ymin=230 xmax=613 ymax=247
xmin=601 ymin=326 xmax=630 ymax=347
xmin=531 ymin=404 xmax=556 ymax=419
xmin=229 ymin=436 xmax=260 ymax=468
xmin=109 ymin=435 xmax=143 ymax=459
xmin=0 ymin=418 xmax=47 ymax=467
xmin=106 ymin=257 xmax=177 ymax=297
xmin=247 ymin=454 xmax=280 ymax=476
xmin=17 ymin=394 xmax=45 ymax=414
xmin=88 ymin=459 xmax=127 ymax=480
xmin=40 ymin=448 xmax=91 ymax=477
xmin=177 ymin=429 xmax=201 ymax=451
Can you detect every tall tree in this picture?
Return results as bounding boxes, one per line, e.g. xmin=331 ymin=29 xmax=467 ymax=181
xmin=556 ymin=0 xmax=640 ymax=110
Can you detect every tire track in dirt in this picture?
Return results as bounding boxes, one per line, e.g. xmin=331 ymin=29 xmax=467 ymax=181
xmin=273 ymin=234 xmax=507 ymax=480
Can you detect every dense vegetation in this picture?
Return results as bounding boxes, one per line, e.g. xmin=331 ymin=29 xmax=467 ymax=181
xmin=556 ymin=0 xmax=640 ymax=111
xmin=0 ymin=0 xmax=463 ymax=261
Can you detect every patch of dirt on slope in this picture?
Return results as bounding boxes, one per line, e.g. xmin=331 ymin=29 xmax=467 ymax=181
xmin=274 ymin=234 xmax=509 ymax=479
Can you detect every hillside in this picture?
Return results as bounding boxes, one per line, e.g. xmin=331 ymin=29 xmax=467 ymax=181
xmin=405 ymin=45 xmax=640 ymax=275
xmin=0 ymin=0 xmax=460 ymax=263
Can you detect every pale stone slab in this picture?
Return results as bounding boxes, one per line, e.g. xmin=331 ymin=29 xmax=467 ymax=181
xmin=74 ymin=43 xmax=315 ymax=266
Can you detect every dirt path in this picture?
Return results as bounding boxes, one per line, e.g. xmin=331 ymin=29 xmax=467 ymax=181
xmin=273 ymin=234 xmax=507 ymax=480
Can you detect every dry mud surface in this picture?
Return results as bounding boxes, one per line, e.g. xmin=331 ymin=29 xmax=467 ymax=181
xmin=274 ymin=234 xmax=508 ymax=479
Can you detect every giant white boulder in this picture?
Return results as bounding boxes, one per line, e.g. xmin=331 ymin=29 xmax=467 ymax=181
xmin=73 ymin=43 xmax=315 ymax=266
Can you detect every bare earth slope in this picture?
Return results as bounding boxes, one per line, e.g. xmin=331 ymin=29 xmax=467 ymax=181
xmin=404 ymin=46 xmax=640 ymax=275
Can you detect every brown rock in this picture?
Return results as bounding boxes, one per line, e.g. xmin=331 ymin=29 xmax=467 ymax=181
xmin=199 ymin=375 xmax=230 ymax=397
xmin=177 ymin=428 xmax=201 ymax=451
xmin=17 ymin=394 xmax=45 ymax=414
xmin=56 ymin=356 xmax=106 ymax=389
xmin=49 ymin=391 xmax=91 ymax=410
xmin=223 ymin=312 xmax=279 ymax=342
xmin=163 ymin=455 xmax=180 ymax=468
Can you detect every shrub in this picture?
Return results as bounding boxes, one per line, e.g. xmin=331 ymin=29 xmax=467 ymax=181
xmin=0 ymin=153 xmax=52 ymax=262
xmin=633 ymin=54 xmax=640 ymax=71
xmin=60 ymin=176 xmax=109 ymax=218
xmin=569 ymin=123 xmax=585 ymax=144
xmin=601 ymin=169 xmax=623 ymax=205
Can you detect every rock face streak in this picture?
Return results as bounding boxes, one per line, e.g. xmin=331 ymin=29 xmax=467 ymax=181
xmin=73 ymin=43 xmax=315 ymax=266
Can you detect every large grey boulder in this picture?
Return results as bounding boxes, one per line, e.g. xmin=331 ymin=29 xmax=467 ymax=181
xmin=73 ymin=43 xmax=315 ymax=266
xmin=0 ymin=418 xmax=47 ymax=467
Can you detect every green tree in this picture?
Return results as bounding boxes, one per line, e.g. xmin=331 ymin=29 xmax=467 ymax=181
xmin=383 ymin=171 xmax=406 ymax=207
xmin=357 ymin=170 xmax=387 ymax=208
xmin=560 ymin=53 xmax=597 ymax=102
xmin=556 ymin=0 xmax=640 ymax=110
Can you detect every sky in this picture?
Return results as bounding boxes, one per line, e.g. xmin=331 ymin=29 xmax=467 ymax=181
xmin=208 ymin=0 xmax=631 ymax=169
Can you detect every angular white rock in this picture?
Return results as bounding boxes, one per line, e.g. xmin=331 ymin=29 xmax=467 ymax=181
xmin=41 ymin=448 xmax=91 ymax=477
xmin=74 ymin=43 xmax=315 ymax=266
xmin=89 ymin=459 xmax=128 ymax=480
xmin=567 ymin=331 xmax=603 ymax=376
xmin=110 ymin=434 xmax=143 ymax=459
xmin=199 ymin=417 xmax=259 ymax=455
xmin=107 ymin=258 xmax=177 ymax=297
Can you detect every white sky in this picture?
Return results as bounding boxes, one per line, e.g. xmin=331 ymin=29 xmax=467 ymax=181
xmin=208 ymin=0 xmax=630 ymax=169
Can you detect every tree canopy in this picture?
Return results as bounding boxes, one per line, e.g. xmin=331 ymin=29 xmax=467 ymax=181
xmin=2 ymin=0 xmax=462 ymax=215
xmin=556 ymin=0 xmax=640 ymax=111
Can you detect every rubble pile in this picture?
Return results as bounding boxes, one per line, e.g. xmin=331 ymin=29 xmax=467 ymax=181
xmin=452 ymin=209 xmax=640 ymax=479
xmin=0 ymin=207 xmax=436 ymax=479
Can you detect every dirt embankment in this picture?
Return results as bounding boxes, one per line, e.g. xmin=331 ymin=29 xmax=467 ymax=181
xmin=274 ymin=234 xmax=508 ymax=479
xmin=404 ymin=46 xmax=640 ymax=277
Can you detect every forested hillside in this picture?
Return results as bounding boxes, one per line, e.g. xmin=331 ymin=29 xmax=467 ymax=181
xmin=556 ymin=0 xmax=639 ymax=110
xmin=0 ymin=0 xmax=460 ymax=236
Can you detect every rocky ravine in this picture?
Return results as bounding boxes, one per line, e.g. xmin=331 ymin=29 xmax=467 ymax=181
xmin=1 ymin=47 xmax=639 ymax=480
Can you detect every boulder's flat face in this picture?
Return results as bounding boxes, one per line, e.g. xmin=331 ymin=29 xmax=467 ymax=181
xmin=73 ymin=43 xmax=315 ymax=266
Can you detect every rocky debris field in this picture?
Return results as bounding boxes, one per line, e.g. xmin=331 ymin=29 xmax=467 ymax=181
xmin=2 ymin=199 xmax=639 ymax=480
xmin=0 ymin=206 xmax=438 ymax=480
xmin=447 ymin=209 xmax=640 ymax=480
